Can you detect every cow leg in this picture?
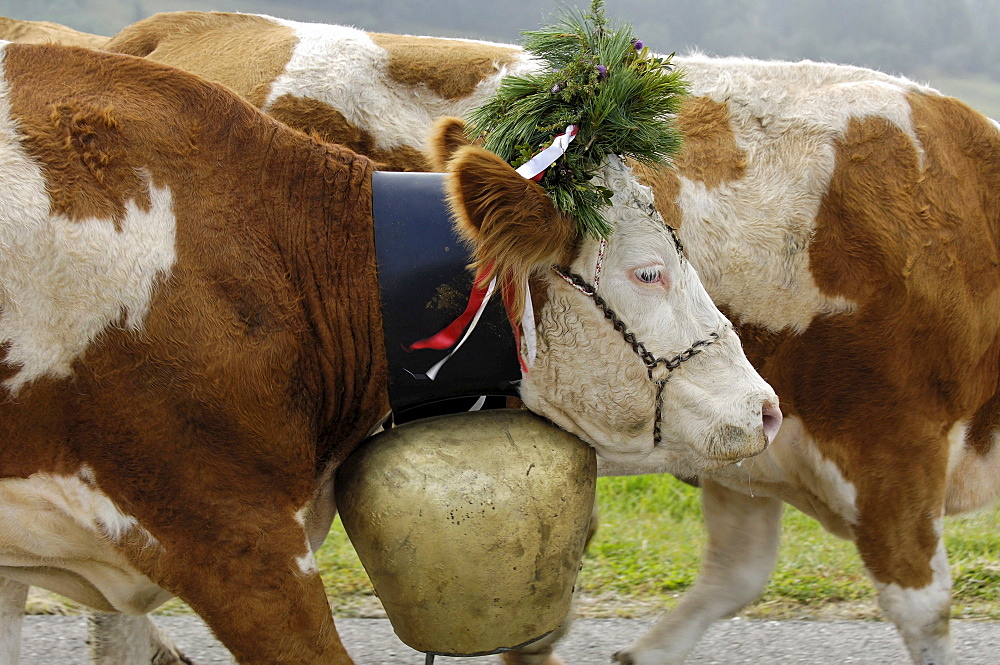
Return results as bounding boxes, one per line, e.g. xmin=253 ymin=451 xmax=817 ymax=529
xmin=857 ymin=521 xmax=955 ymax=665
xmin=0 ymin=577 xmax=28 ymax=665
xmin=173 ymin=567 xmax=348 ymax=665
xmin=88 ymin=612 xmax=193 ymax=665
xmin=614 ymin=479 xmax=782 ymax=665
xmin=146 ymin=517 xmax=352 ymax=665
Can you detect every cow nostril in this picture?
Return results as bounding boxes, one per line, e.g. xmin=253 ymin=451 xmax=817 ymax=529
xmin=761 ymin=400 xmax=782 ymax=443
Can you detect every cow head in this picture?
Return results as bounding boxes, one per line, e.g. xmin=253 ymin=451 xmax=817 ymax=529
xmin=433 ymin=118 xmax=781 ymax=472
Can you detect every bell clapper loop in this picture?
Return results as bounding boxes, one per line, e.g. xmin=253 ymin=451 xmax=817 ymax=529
xmin=424 ymin=653 xmax=435 ymax=665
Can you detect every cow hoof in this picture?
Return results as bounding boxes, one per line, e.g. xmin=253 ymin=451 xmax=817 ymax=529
xmin=612 ymin=651 xmax=634 ymax=665
xmin=500 ymin=652 xmax=566 ymax=665
xmin=152 ymin=648 xmax=195 ymax=665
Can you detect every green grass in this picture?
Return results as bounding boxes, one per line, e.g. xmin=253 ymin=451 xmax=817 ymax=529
xmin=312 ymin=474 xmax=1000 ymax=621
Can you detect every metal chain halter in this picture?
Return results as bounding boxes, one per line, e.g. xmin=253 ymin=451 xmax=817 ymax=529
xmin=552 ymin=265 xmax=723 ymax=446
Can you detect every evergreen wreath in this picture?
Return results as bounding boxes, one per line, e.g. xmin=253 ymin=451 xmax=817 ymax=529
xmin=465 ymin=0 xmax=689 ymax=238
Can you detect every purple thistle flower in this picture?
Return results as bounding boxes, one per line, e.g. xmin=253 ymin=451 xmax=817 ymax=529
xmin=596 ymin=64 xmax=608 ymax=79
xmin=634 ymin=39 xmax=644 ymax=51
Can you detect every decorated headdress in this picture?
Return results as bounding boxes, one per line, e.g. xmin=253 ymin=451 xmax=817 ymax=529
xmin=409 ymin=1 xmax=689 ymax=379
xmin=465 ymin=0 xmax=689 ymax=238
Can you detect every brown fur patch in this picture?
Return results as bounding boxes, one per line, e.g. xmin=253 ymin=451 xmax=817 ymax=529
xmin=634 ymin=96 xmax=746 ymax=228
xmin=369 ymin=32 xmax=520 ymax=100
xmin=633 ymin=162 xmax=682 ymax=227
xmin=0 ymin=16 xmax=107 ymax=49
xmin=675 ymin=97 xmax=747 ymax=185
xmin=15 ymin=99 xmax=152 ymax=224
xmin=444 ymin=145 xmax=576 ymax=318
xmin=426 ymin=116 xmax=469 ymax=172
xmin=967 ymin=389 xmax=1000 ymax=456
xmin=267 ymin=93 xmax=429 ymax=171
xmin=750 ymin=92 xmax=1000 ymax=588
xmin=103 ymin=12 xmax=297 ymax=108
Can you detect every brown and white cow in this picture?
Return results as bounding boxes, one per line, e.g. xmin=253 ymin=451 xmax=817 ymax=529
xmin=0 ymin=17 xmax=165 ymax=665
xmin=0 ymin=40 xmax=777 ymax=665
xmin=0 ymin=15 xmax=106 ymax=49
xmin=103 ymin=11 xmax=536 ymax=173
xmin=600 ymin=54 xmax=1000 ymax=665
xmin=102 ymin=11 xmax=1000 ymax=665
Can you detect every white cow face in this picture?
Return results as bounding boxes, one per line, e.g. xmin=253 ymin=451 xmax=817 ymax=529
xmin=520 ymin=156 xmax=781 ymax=471
xmin=438 ymin=120 xmax=780 ymax=472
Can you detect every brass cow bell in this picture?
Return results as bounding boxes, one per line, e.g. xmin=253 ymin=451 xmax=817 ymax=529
xmin=335 ymin=409 xmax=597 ymax=657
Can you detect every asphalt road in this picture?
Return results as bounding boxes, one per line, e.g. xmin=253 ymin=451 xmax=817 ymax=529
xmin=17 ymin=615 xmax=1000 ymax=664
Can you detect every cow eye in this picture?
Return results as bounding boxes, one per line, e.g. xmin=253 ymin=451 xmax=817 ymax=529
xmin=633 ymin=266 xmax=662 ymax=285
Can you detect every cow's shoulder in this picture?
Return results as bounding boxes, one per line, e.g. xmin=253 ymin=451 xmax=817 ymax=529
xmin=3 ymin=41 xmax=267 ymax=218
xmin=104 ymin=11 xmax=297 ymax=107
xmin=647 ymin=55 xmax=985 ymax=333
xmin=368 ymin=32 xmax=522 ymax=100
xmin=0 ymin=15 xmax=107 ymax=49
xmin=0 ymin=42 xmax=299 ymax=393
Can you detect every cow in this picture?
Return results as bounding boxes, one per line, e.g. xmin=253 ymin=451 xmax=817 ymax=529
xmin=0 ymin=15 xmax=106 ymax=49
xmin=0 ymin=40 xmax=778 ymax=665
xmin=102 ymin=11 xmax=537 ymax=173
xmin=102 ymin=10 xmax=1000 ymax=665
xmin=599 ymin=54 xmax=1000 ymax=665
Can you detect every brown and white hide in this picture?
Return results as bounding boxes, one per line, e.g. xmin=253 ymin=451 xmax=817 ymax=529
xmin=104 ymin=13 xmax=1000 ymax=665
xmin=0 ymin=15 xmax=106 ymax=49
xmin=0 ymin=40 xmax=778 ymax=665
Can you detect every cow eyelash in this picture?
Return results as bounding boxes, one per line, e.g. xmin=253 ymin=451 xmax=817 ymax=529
xmin=634 ymin=266 xmax=662 ymax=284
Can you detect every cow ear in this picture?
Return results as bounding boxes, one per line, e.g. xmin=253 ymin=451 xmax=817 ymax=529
xmin=445 ymin=144 xmax=577 ymax=313
xmin=426 ymin=117 xmax=471 ymax=172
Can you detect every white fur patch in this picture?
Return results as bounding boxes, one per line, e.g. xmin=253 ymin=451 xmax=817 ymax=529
xmin=296 ymin=551 xmax=318 ymax=576
xmin=874 ymin=524 xmax=954 ymax=664
xmin=0 ymin=466 xmax=155 ymax=547
xmin=264 ymin=18 xmax=535 ymax=153
xmin=945 ymin=420 xmax=970 ymax=479
xmin=293 ymin=507 xmax=318 ymax=576
xmin=0 ymin=468 xmax=168 ymax=613
xmin=784 ymin=420 xmax=858 ymax=524
xmin=671 ymin=54 xmax=936 ymax=332
xmin=0 ymin=55 xmax=177 ymax=394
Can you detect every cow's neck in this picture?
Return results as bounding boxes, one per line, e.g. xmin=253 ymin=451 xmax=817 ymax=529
xmin=268 ymin=140 xmax=391 ymax=467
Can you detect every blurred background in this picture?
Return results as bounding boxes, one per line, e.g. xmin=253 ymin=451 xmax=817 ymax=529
xmin=3 ymin=0 xmax=999 ymax=117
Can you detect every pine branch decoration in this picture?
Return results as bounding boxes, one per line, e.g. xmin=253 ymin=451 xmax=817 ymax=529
xmin=465 ymin=0 xmax=688 ymax=238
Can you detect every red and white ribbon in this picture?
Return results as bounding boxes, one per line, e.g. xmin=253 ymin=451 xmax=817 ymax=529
xmin=408 ymin=126 xmax=579 ymax=380
xmin=515 ymin=125 xmax=579 ymax=181
xmin=512 ymin=126 xmax=579 ymax=368
xmin=513 ymin=135 xmax=609 ymax=369
xmin=407 ymin=271 xmax=498 ymax=380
